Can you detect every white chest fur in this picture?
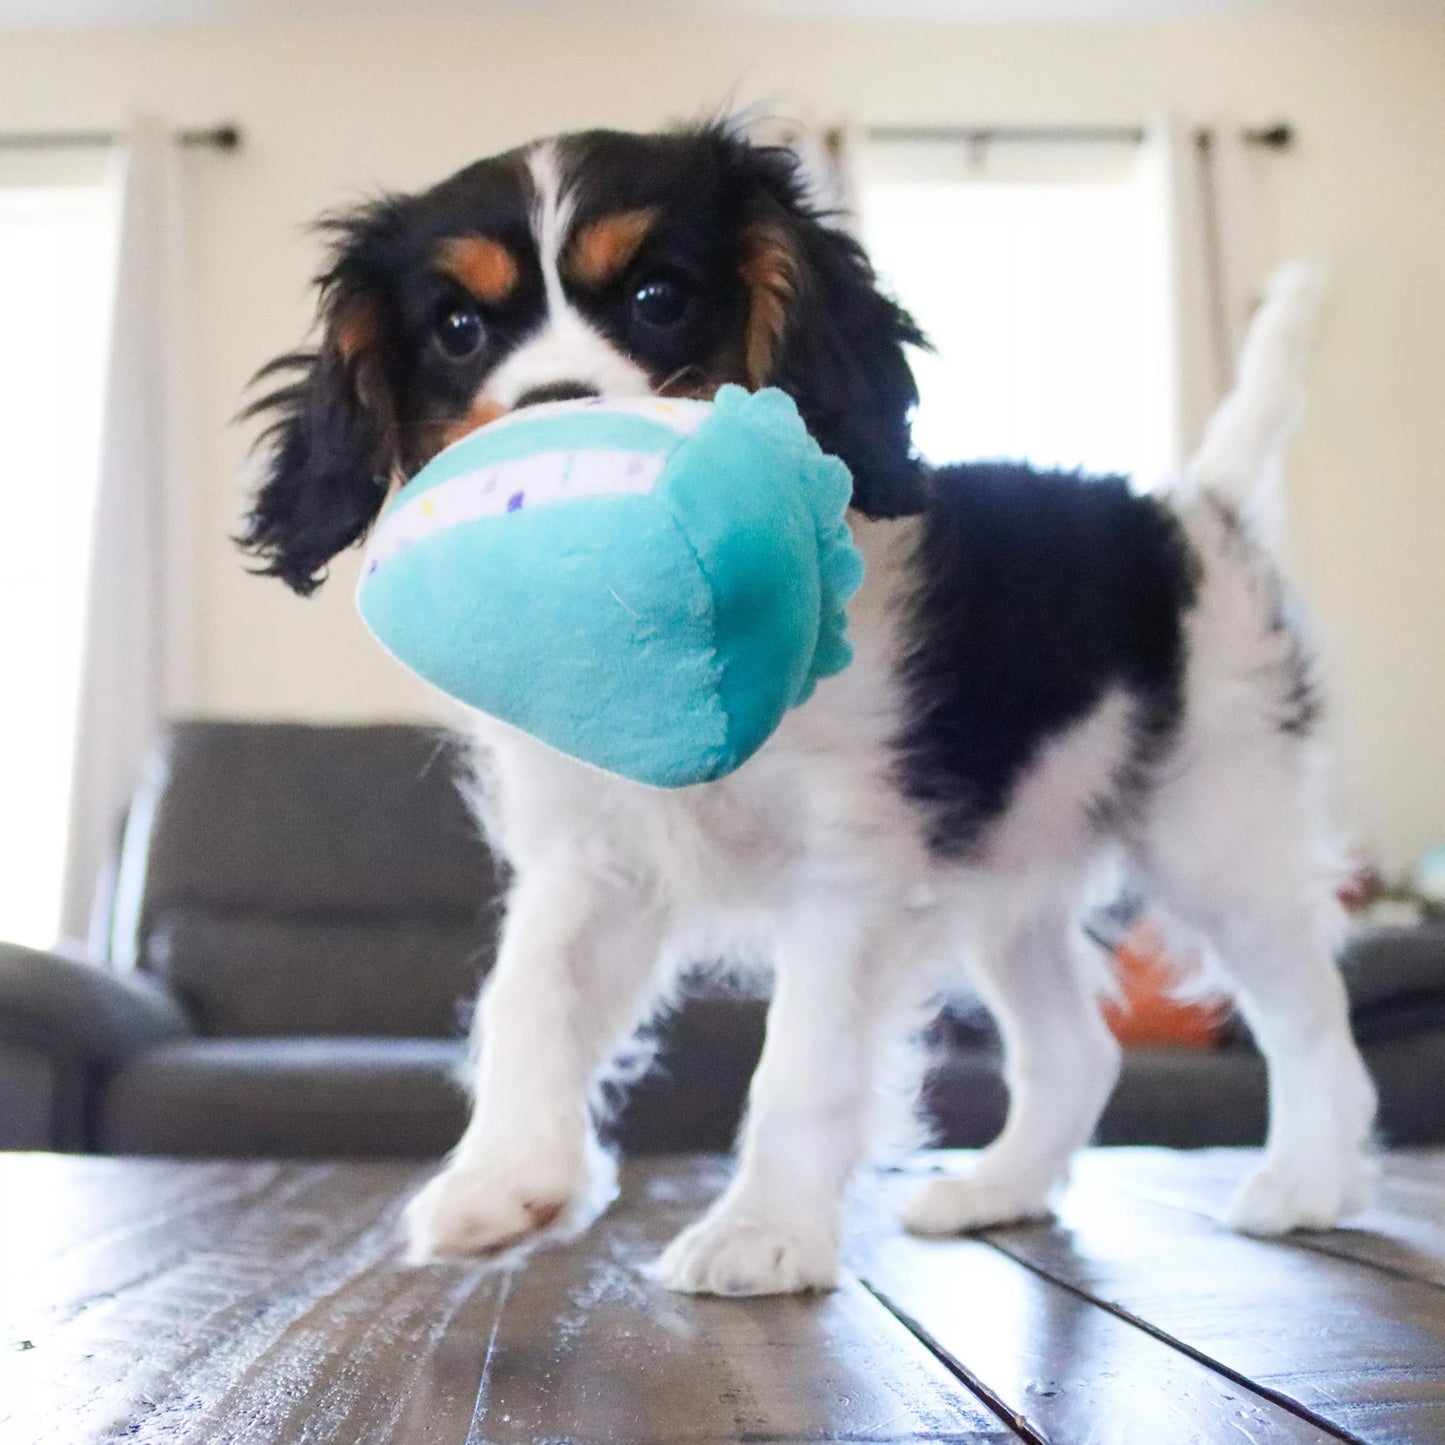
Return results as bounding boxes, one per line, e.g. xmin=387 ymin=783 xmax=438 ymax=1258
xmin=460 ymin=515 xmax=929 ymax=918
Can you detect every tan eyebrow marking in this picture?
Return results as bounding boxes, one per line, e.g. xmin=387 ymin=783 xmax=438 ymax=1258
xmin=437 ymin=236 xmax=520 ymax=305
xmin=563 ymin=207 xmax=661 ymax=288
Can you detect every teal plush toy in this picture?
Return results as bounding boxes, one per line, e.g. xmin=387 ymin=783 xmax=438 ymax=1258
xmin=356 ymin=385 xmax=864 ymax=788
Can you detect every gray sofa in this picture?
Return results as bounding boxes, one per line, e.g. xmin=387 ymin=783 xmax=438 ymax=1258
xmin=2 ymin=720 xmax=1443 ymax=1158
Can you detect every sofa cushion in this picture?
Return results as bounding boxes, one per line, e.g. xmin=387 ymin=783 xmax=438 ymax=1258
xmin=924 ymin=1046 xmax=1270 ymax=1149
xmin=606 ymin=994 xmax=766 ymax=1153
xmin=95 ymin=997 xmax=771 ymax=1160
xmin=111 ymin=722 xmax=504 ymax=1037
xmin=1341 ymin=923 xmax=1445 ymax=1042
xmin=95 ymin=1033 xmax=1275 ymax=1161
xmin=94 ymin=1007 xmax=1445 ymax=1161
xmin=1365 ymin=1031 xmax=1445 ymax=1146
xmin=147 ymin=915 xmax=489 ymax=1039
xmin=99 ymin=1037 xmax=472 ymax=1158
xmin=127 ymin=722 xmax=494 ymax=920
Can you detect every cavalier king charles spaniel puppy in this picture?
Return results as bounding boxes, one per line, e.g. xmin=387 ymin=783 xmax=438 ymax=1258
xmin=242 ymin=123 xmax=1374 ymax=1295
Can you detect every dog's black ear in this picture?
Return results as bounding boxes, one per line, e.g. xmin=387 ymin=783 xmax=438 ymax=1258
xmin=723 ymin=133 xmax=929 ymax=518
xmin=239 ymin=199 xmax=407 ymax=596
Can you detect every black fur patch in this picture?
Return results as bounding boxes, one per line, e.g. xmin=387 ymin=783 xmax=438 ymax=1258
xmin=1204 ymin=494 xmax=1321 ymax=738
xmin=893 ymin=462 xmax=1199 ymax=857
xmin=1275 ymin=629 xmax=1322 ymax=738
xmin=555 ymin=125 xmax=929 ymax=516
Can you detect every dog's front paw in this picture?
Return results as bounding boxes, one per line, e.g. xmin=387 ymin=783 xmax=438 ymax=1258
xmin=1224 ymin=1152 xmax=1372 ymax=1236
xmin=901 ymin=1175 xmax=1055 ymax=1236
xmin=402 ymin=1151 xmax=610 ymax=1264
xmin=654 ymin=1207 xmax=839 ymax=1296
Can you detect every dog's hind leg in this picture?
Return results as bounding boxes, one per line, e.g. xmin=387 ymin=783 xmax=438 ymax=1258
xmin=902 ymin=883 xmax=1120 ymax=1235
xmin=1132 ymin=753 xmax=1376 ymax=1234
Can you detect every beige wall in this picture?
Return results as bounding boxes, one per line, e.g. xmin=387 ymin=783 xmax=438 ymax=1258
xmin=0 ymin=9 xmax=1441 ymax=872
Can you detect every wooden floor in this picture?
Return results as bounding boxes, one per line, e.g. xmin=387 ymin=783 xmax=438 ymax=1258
xmin=2 ymin=1150 xmax=1444 ymax=1443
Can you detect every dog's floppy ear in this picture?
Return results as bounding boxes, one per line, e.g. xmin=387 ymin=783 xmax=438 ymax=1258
xmin=724 ymin=132 xmax=928 ymax=518
xmin=239 ymin=200 xmax=407 ymax=596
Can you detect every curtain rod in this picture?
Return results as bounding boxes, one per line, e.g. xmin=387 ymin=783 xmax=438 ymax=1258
xmin=864 ymin=122 xmax=1294 ymax=149
xmin=0 ymin=123 xmax=242 ymax=153
xmin=867 ymin=123 xmax=1146 ymax=145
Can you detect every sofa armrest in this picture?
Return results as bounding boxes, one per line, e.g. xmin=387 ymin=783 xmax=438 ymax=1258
xmin=0 ymin=944 xmax=192 ymax=1151
xmin=0 ymin=943 xmax=192 ymax=1069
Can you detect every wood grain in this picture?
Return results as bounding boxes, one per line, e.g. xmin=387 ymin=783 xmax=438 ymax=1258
xmin=979 ymin=1164 xmax=1445 ymax=1443
xmin=0 ymin=1157 xmax=1011 ymax=1443
xmin=862 ymin=1230 xmax=1344 ymax=1444
xmin=1 ymin=1150 xmax=1442 ymax=1443
xmin=0 ymin=1159 xmax=502 ymax=1445
xmin=1071 ymin=1147 xmax=1445 ymax=1290
xmin=466 ymin=1157 xmax=1014 ymax=1443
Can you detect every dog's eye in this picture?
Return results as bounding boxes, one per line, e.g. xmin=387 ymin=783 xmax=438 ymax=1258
xmin=631 ymin=274 xmax=692 ymax=331
xmin=432 ymin=301 xmax=485 ymax=361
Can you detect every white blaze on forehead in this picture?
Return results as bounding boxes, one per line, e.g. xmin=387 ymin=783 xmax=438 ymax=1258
xmin=473 ymin=141 xmax=653 ymax=410
xmin=527 ymin=139 xmax=573 ymax=316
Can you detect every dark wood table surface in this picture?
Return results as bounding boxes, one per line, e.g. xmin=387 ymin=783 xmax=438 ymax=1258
xmin=3 ymin=1149 xmax=1444 ymax=1444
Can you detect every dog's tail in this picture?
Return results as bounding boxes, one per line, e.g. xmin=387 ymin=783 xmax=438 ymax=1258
xmin=1187 ymin=262 xmax=1327 ymax=546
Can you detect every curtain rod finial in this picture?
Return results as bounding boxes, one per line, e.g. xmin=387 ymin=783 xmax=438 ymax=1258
xmin=1243 ymin=122 xmax=1294 ymax=150
xmin=178 ymin=123 xmax=243 ymax=152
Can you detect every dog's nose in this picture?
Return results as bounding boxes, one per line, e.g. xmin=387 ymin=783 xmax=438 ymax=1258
xmin=514 ymin=381 xmax=600 ymax=409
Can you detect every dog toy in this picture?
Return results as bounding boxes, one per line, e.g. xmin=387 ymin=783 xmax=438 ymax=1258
xmin=356 ymin=385 xmax=863 ymax=787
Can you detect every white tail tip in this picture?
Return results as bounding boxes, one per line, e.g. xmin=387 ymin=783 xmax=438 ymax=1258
xmin=1188 ymin=262 xmax=1328 ymax=546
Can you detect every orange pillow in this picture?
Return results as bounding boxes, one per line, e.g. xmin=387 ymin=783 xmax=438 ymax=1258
xmin=1103 ymin=921 xmax=1226 ymax=1047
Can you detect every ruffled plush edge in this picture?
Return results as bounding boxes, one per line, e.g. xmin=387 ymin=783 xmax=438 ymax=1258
xmin=709 ymin=385 xmax=866 ymax=706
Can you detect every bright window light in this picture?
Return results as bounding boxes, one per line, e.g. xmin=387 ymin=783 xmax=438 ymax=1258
xmin=857 ymin=137 xmax=1174 ymax=484
xmin=0 ymin=179 xmax=116 ymax=949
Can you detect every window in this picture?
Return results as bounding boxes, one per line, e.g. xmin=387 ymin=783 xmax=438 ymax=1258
xmin=856 ymin=134 xmax=1175 ymax=483
xmin=0 ymin=161 xmax=117 ymax=948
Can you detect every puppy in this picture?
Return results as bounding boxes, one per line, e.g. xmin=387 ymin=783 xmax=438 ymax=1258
xmin=242 ymin=124 xmax=1375 ymax=1296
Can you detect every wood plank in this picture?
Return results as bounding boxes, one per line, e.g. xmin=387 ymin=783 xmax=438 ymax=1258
xmin=188 ymin=1252 xmax=501 ymax=1445
xmin=960 ymin=1165 xmax=1445 ymax=1445
xmin=0 ymin=1154 xmax=276 ymax=1267
xmin=1380 ymin=1155 xmax=1445 ymax=1189
xmin=466 ymin=1157 xmax=1018 ymax=1443
xmin=1 ymin=1156 xmax=295 ymax=1335
xmin=5 ymin=1150 xmax=1441 ymax=1443
xmin=0 ymin=1154 xmax=1015 ymax=1445
xmin=0 ymin=1159 xmax=503 ymax=1445
xmin=1069 ymin=1149 xmax=1445 ymax=1290
xmin=861 ymin=1230 xmax=1344 ymax=1445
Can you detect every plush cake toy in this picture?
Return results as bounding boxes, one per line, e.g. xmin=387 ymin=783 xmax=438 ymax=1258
xmin=356 ymin=385 xmax=864 ymax=788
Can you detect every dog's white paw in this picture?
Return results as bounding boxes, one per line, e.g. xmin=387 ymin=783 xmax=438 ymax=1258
xmin=402 ymin=1153 xmax=605 ymax=1264
xmin=655 ymin=1208 xmax=839 ymax=1296
xmin=901 ymin=1175 xmax=1055 ymax=1236
xmin=1223 ymin=1153 xmax=1371 ymax=1236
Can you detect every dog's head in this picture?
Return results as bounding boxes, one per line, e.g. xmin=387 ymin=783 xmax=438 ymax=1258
xmin=241 ymin=124 xmax=926 ymax=595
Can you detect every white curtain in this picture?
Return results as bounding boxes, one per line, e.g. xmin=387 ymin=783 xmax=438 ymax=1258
xmin=60 ymin=116 xmax=196 ymax=947
xmin=738 ymin=110 xmax=862 ymax=229
xmin=1145 ymin=114 xmax=1267 ymax=466
xmin=756 ymin=112 xmax=1268 ymax=477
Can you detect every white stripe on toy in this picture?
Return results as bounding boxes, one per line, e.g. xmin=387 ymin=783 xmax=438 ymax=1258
xmin=366 ymin=448 xmax=669 ymax=569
